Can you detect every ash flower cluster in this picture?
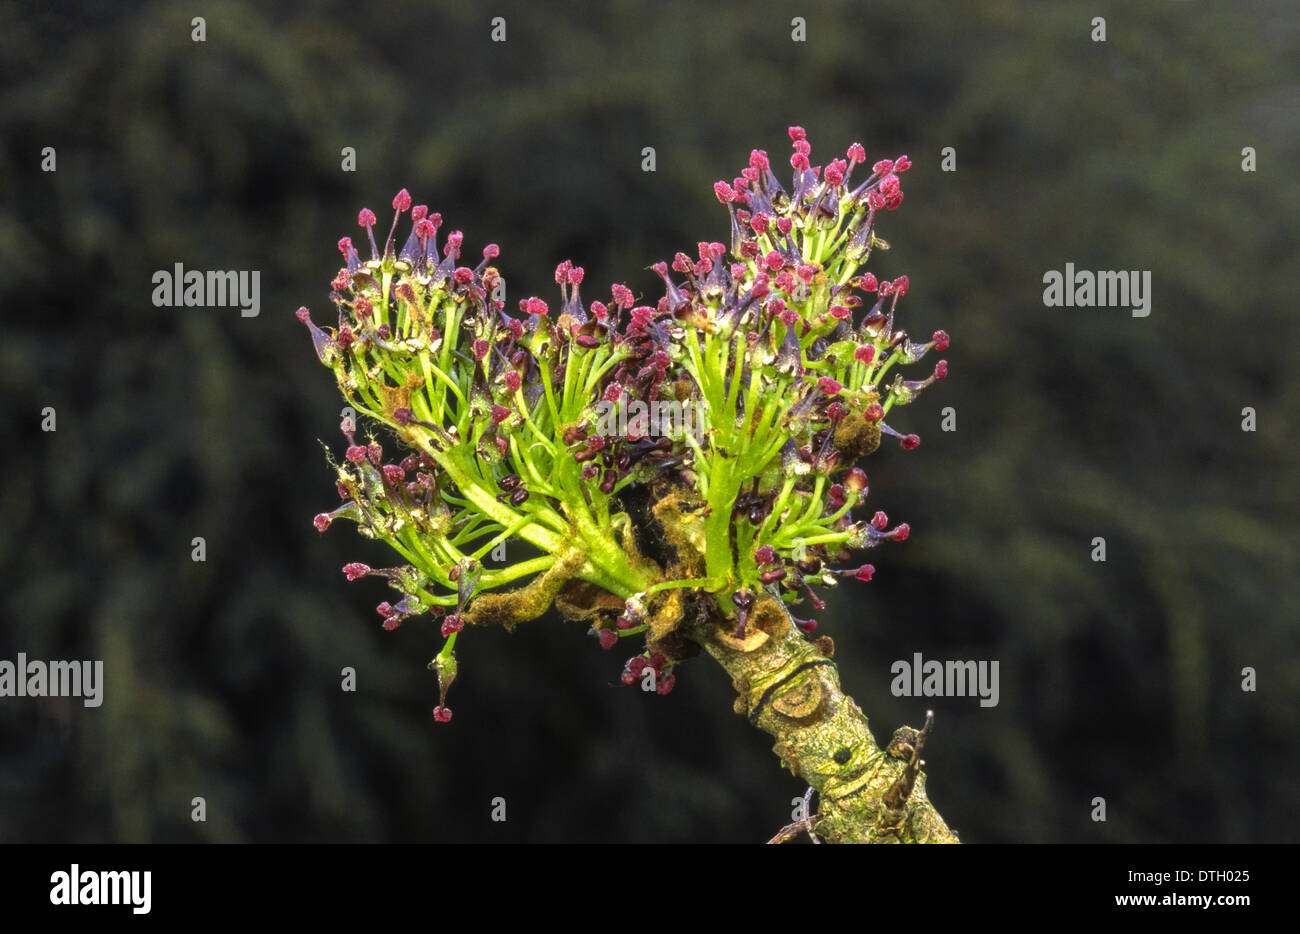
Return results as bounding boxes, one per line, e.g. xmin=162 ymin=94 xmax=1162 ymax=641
xmin=299 ymin=129 xmax=948 ymax=717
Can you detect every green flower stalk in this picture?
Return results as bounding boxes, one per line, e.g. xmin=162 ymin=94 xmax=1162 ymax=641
xmin=299 ymin=128 xmax=957 ymax=841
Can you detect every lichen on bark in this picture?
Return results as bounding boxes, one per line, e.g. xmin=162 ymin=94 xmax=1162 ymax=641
xmin=688 ymin=597 xmax=957 ymax=844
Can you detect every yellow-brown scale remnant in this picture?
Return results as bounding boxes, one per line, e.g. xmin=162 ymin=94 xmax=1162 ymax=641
xmin=832 ymin=402 xmax=882 ymax=460
xmin=464 ymin=550 xmax=588 ymax=629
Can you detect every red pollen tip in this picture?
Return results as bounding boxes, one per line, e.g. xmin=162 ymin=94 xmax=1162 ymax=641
xmin=392 ymin=189 xmax=411 ymax=212
xmin=357 ymin=208 xmax=376 ymax=227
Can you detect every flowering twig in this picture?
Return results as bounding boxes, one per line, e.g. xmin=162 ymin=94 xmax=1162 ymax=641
xmin=299 ymin=128 xmax=956 ymax=841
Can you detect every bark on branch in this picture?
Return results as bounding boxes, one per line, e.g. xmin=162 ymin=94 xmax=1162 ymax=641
xmin=684 ymin=596 xmax=958 ymax=844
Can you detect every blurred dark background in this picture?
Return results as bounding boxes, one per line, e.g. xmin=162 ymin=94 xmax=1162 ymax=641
xmin=1 ymin=0 xmax=1296 ymax=843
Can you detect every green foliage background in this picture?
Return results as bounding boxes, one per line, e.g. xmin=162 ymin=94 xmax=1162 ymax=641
xmin=1 ymin=0 xmax=1296 ymax=842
